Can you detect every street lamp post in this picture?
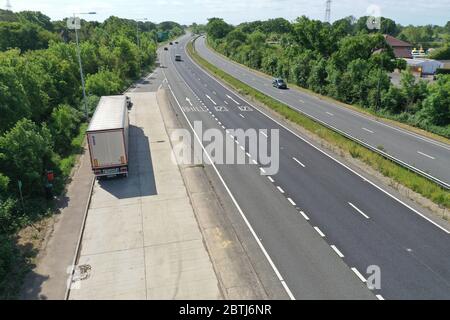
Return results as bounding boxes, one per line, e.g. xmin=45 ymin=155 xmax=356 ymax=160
xmin=136 ymin=18 xmax=148 ymax=75
xmin=70 ymin=12 xmax=96 ymax=119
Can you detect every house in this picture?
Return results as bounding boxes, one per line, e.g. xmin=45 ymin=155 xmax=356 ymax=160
xmin=384 ymin=34 xmax=413 ymax=59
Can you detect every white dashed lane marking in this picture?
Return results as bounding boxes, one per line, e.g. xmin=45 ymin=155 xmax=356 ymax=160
xmin=205 ymin=94 xmax=217 ymax=105
xmin=314 ymin=226 xmax=325 ymax=237
xmin=226 ymin=94 xmax=240 ymax=105
xmin=330 ymin=245 xmax=344 ymax=258
xmin=417 ymin=151 xmax=435 ymax=160
xmin=299 ymin=211 xmax=309 ymax=220
xmin=292 ymin=157 xmax=306 ymax=168
xmin=348 ymin=202 xmax=370 ymax=219
xmin=351 ymin=267 xmax=367 ymax=282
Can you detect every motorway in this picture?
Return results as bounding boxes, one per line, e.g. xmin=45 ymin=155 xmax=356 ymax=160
xmin=195 ymin=36 xmax=450 ymax=189
xmin=158 ymin=34 xmax=450 ymax=299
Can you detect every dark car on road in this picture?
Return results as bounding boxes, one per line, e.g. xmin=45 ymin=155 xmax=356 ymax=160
xmin=164 ymin=47 xmax=168 ymax=50
xmin=272 ymin=78 xmax=287 ymax=89
xmin=169 ymin=42 xmax=173 ymax=45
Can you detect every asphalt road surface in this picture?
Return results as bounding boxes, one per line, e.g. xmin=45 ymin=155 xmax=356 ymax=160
xmin=159 ymin=34 xmax=450 ymax=299
xmin=195 ymin=36 xmax=450 ymax=189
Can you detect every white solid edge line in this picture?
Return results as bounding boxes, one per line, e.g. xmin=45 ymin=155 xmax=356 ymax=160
xmin=348 ymin=202 xmax=370 ymax=219
xmin=314 ymin=226 xmax=325 ymax=237
xmin=185 ymin=41 xmax=450 ymax=234
xmin=330 ymin=245 xmax=344 ymax=258
xmin=163 ymin=65 xmax=295 ymax=300
xmin=299 ymin=211 xmax=310 ymax=220
xmin=197 ymin=37 xmax=450 ymax=152
xmin=351 ymin=267 xmax=367 ymax=283
xmin=287 ymin=198 xmax=296 ymax=206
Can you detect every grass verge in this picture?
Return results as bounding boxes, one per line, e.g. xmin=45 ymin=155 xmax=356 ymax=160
xmin=187 ymin=40 xmax=450 ymax=209
xmin=205 ymin=39 xmax=450 ymax=143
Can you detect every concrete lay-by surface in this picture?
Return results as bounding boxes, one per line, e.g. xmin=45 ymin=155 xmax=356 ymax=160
xmin=69 ymin=91 xmax=221 ymax=299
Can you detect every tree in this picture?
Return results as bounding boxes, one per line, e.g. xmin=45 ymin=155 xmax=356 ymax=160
xmin=17 ymin=11 xmax=53 ymax=31
xmin=49 ymin=105 xmax=82 ymax=155
xmin=207 ymin=18 xmax=233 ymax=40
xmin=0 ymin=9 xmax=18 ymax=22
xmin=0 ymin=63 xmax=32 ymax=133
xmin=430 ymin=45 xmax=450 ymax=60
xmin=400 ymin=70 xmax=428 ymax=110
xmin=292 ymin=16 xmax=334 ymax=56
xmin=225 ymin=29 xmax=247 ymax=43
xmin=382 ymin=86 xmax=407 ymax=113
xmin=86 ymin=69 xmax=124 ymax=97
xmin=111 ymin=35 xmax=140 ymax=78
xmin=0 ymin=21 xmax=58 ymax=52
xmin=419 ymin=75 xmax=450 ymax=126
xmin=260 ymin=18 xmax=292 ymax=34
xmin=0 ymin=119 xmax=55 ymax=197
xmin=308 ymin=58 xmax=328 ymax=94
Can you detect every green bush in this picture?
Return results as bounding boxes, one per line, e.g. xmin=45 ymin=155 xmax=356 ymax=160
xmin=205 ymin=17 xmax=450 ymax=136
xmin=188 ymin=39 xmax=450 ymax=209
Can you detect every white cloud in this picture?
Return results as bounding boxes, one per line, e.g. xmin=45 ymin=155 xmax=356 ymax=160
xmin=4 ymin=0 xmax=449 ymax=25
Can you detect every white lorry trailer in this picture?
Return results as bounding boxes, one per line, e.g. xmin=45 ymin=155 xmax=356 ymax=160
xmin=87 ymin=95 xmax=129 ymax=178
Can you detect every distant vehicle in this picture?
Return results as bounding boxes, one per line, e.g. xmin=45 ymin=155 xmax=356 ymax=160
xmin=164 ymin=47 xmax=168 ymax=51
xmin=272 ymin=78 xmax=287 ymax=89
xmin=169 ymin=42 xmax=173 ymax=45
xmin=175 ymin=41 xmax=179 ymax=44
xmin=175 ymin=54 xmax=182 ymax=61
xmin=87 ymin=96 xmax=129 ymax=178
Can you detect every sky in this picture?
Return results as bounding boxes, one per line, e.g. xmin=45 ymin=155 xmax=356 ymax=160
xmin=4 ymin=0 xmax=450 ymax=26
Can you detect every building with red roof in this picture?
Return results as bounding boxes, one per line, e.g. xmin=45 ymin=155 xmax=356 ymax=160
xmin=384 ymin=34 xmax=413 ymax=59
